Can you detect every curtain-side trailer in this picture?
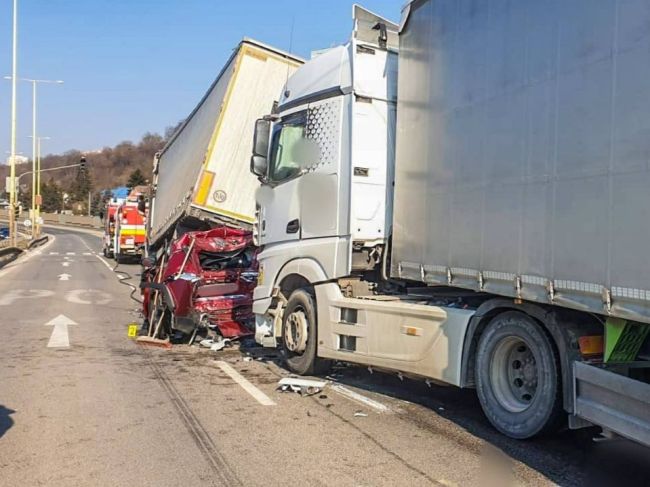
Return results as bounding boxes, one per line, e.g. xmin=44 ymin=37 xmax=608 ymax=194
xmin=248 ymin=2 xmax=650 ymax=446
xmin=147 ymin=39 xmax=303 ymax=250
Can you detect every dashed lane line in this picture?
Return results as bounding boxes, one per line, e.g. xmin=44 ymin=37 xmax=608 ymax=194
xmin=329 ymin=384 xmax=391 ymax=413
xmin=215 ymin=361 xmax=276 ymax=406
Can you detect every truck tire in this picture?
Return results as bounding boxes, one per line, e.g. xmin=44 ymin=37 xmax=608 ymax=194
xmin=281 ymin=289 xmax=330 ymax=376
xmin=475 ymin=311 xmax=562 ymax=439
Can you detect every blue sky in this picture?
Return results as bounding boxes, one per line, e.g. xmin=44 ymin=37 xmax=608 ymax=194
xmin=0 ymin=0 xmax=397 ymax=159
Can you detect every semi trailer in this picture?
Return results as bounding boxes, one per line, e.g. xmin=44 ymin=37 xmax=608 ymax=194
xmin=147 ymin=39 xmax=303 ymax=251
xmin=141 ymin=39 xmax=301 ymax=342
xmin=249 ymin=2 xmax=650 ymax=446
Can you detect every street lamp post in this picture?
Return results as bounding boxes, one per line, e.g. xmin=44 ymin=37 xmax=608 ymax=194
xmin=9 ymin=0 xmax=18 ymax=246
xmin=6 ymin=78 xmax=63 ymax=237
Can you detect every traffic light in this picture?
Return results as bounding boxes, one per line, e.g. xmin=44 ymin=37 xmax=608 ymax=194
xmin=79 ymin=156 xmax=87 ymax=172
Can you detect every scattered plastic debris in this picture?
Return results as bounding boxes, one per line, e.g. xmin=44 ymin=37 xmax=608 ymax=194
xmin=277 ymin=377 xmax=328 ymax=397
xmin=354 ymin=411 xmax=368 ymax=417
xmin=200 ymin=337 xmax=233 ymax=351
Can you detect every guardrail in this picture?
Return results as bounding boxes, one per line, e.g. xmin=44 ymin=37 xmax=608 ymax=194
xmin=0 ymin=210 xmax=101 ymax=229
xmin=0 ymin=235 xmax=48 ymax=269
xmin=0 ymin=236 xmax=29 ymax=250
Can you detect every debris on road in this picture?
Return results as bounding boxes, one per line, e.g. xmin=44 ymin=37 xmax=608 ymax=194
xmin=135 ymin=335 xmax=172 ymax=349
xmin=200 ymin=337 xmax=233 ymax=351
xmin=277 ymin=377 xmax=327 ymax=396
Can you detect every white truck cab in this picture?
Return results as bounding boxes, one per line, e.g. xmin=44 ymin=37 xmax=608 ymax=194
xmin=251 ymin=5 xmax=398 ymax=348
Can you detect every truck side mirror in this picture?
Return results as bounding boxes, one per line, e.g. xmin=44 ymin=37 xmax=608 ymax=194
xmin=251 ymin=118 xmax=270 ymax=179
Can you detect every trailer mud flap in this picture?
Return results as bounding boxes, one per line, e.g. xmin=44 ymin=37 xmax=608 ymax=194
xmin=573 ymin=361 xmax=650 ymax=447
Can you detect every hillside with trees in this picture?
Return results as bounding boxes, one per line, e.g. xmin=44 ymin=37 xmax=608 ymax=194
xmin=1 ymin=122 xmax=182 ymax=215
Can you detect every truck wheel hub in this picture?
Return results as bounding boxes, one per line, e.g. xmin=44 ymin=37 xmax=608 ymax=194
xmin=285 ymin=309 xmax=308 ymax=353
xmin=490 ymin=337 xmax=539 ymax=413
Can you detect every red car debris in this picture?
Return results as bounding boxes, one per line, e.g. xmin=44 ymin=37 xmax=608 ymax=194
xmin=142 ymin=226 xmax=257 ymax=340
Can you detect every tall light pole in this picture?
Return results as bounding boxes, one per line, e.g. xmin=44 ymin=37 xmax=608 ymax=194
xmin=8 ymin=0 xmax=18 ymax=246
xmin=8 ymin=78 xmax=64 ymax=236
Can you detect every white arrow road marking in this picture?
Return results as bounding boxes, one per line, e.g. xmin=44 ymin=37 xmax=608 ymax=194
xmin=0 ymin=289 xmax=55 ymax=306
xmin=65 ymin=289 xmax=112 ymax=305
xmin=58 ymin=273 xmax=71 ymax=281
xmin=45 ymin=314 xmax=78 ymax=348
xmin=62 ymin=262 xmax=70 ymax=267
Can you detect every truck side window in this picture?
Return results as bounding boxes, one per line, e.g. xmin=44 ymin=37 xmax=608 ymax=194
xmin=268 ymin=112 xmax=308 ymax=183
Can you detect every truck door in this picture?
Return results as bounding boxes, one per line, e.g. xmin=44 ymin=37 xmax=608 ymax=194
xmin=257 ymin=111 xmax=309 ymax=246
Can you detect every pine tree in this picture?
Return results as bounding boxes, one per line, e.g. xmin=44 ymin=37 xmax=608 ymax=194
xmin=126 ymin=168 xmax=147 ymax=190
xmin=41 ymin=180 xmax=63 ymax=213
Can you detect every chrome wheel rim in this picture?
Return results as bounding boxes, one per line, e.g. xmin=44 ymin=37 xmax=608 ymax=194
xmin=285 ymin=307 xmax=308 ymax=353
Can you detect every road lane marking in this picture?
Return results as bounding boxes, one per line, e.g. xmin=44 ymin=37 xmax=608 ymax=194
xmin=49 ymin=251 xmax=59 ymax=255
xmin=215 ymin=361 xmax=276 ymax=406
xmin=330 ymin=384 xmax=391 ymax=413
xmin=45 ymin=314 xmax=77 ymax=348
xmin=62 ymin=261 xmax=70 ymax=267
xmin=66 ymin=252 xmax=75 ymax=255
xmin=65 ymin=289 xmax=112 ymax=305
xmin=0 ymin=289 xmax=55 ymax=306
xmin=82 ymin=252 xmax=92 ymax=256
xmin=58 ymin=273 xmax=71 ymax=281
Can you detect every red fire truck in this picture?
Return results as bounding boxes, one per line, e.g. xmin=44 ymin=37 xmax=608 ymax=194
xmin=102 ymin=202 xmax=120 ymax=258
xmin=113 ymin=187 xmax=148 ymax=262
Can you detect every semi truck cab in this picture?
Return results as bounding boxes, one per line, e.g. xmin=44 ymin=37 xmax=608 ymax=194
xmin=251 ymin=5 xmax=398 ymax=346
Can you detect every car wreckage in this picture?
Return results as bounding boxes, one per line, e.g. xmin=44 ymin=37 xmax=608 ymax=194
xmin=141 ymin=226 xmax=257 ymax=342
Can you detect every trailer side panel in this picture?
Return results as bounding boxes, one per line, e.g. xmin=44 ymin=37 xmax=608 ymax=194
xmin=393 ymin=0 xmax=650 ymax=323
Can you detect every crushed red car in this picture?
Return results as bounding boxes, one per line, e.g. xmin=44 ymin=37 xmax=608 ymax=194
xmin=141 ymin=226 xmax=257 ymax=340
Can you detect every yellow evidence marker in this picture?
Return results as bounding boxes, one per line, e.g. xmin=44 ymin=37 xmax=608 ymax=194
xmin=127 ymin=323 xmax=139 ymax=339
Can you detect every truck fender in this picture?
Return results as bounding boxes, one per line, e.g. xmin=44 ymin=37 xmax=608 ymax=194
xmin=272 ymin=258 xmax=330 ymax=298
xmin=459 ymin=299 xmax=600 ymax=412
xmin=259 ymin=258 xmax=330 ymax=339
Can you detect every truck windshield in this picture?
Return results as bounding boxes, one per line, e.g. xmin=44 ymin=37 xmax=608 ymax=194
xmin=268 ymin=112 xmax=308 ymax=183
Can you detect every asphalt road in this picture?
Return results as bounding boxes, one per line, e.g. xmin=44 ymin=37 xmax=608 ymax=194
xmin=0 ymin=228 xmax=647 ymax=486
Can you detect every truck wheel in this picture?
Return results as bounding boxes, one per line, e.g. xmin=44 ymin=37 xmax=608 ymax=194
xmin=475 ymin=311 xmax=562 ymax=439
xmin=281 ymin=289 xmax=330 ymax=376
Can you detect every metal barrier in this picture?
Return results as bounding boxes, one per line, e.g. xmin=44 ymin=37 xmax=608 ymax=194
xmin=0 ymin=210 xmax=101 ymax=229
